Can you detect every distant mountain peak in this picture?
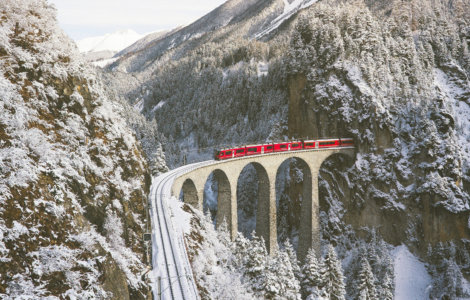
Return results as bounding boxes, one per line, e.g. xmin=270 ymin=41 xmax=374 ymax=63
xmin=77 ymin=29 xmax=143 ymax=53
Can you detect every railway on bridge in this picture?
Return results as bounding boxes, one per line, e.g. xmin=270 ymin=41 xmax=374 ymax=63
xmin=149 ymin=146 xmax=355 ymax=299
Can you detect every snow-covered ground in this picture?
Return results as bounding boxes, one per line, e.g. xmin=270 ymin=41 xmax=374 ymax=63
xmin=92 ymin=57 xmax=119 ymax=67
xmin=254 ymin=0 xmax=318 ymax=39
xmin=393 ymin=246 xmax=432 ymax=299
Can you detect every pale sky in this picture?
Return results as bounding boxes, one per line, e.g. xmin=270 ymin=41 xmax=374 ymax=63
xmin=49 ymin=0 xmax=227 ymax=40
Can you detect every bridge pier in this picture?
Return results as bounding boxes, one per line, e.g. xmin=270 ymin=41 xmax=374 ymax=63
xmin=298 ymin=168 xmax=319 ymax=262
xmin=213 ymin=170 xmax=236 ymax=238
xmin=256 ymin=170 xmax=277 ymax=254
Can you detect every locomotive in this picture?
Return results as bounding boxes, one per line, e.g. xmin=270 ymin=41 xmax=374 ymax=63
xmin=214 ymin=138 xmax=354 ymax=160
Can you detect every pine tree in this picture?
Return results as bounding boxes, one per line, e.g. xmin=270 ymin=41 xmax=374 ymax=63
xmin=373 ymin=238 xmax=395 ymax=297
xmin=244 ymin=233 xmax=268 ymax=294
xmin=263 ymin=249 xmax=301 ymax=299
xmin=232 ymin=233 xmax=250 ymax=270
xmin=323 ymin=245 xmax=346 ymax=300
xmin=358 ymin=258 xmax=377 ymax=300
xmin=442 ymin=258 xmax=467 ymax=298
xmin=301 ymin=248 xmax=324 ymax=299
xmin=283 ymin=240 xmax=301 ymax=281
xmin=380 ymin=251 xmax=395 ymax=298
xmin=367 ymin=230 xmax=378 ymax=271
xmin=381 ymin=272 xmax=394 ymax=300
xmin=217 ymin=218 xmax=231 ymax=249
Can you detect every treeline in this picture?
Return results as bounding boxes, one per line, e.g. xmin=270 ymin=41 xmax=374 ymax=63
xmin=189 ymin=209 xmax=395 ymax=299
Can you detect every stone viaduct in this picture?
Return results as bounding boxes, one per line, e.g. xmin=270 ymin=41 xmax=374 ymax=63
xmin=171 ymin=147 xmax=354 ymax=260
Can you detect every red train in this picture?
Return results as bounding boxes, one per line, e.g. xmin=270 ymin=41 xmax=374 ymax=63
xmin=214 ymin=138 xmax=354 ymax=160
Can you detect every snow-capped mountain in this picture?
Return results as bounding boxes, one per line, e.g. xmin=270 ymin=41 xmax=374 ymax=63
xmin=76 ymin=29 xmax=157 ymax=67
xmin=77 ymin=29 xmax=143 ymax=53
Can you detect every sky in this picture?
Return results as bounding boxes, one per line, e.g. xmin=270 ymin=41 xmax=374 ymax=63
xmin=49 ymin=0 xmax=227 ymax=40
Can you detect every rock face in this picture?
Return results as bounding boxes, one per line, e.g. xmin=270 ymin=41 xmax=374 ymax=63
xmin=0 ymin=1 xmax=152 ymax=298
xmin=285 ymin=0 xmax=470 ymax=252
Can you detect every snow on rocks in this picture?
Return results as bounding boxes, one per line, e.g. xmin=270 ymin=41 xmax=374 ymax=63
xmin=0 ymin=0 xmax=152 ymax=298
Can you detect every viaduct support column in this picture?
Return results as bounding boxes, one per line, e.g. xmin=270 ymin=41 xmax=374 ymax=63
xmin=215 ymin=170 xmax=237 ymax=239
xmin=256 ymin=172 xmax=277 ymax=254
xmin=196 ymin=190 xmax=204 ymax=211
xmin=298 ymin=166 xmax=319 ymax=262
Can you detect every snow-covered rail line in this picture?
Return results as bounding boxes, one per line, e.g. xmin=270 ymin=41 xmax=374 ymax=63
xmin=150 ymin=163 xmax=206 ymax=300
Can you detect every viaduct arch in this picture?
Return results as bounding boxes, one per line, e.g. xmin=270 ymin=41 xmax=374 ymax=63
xmin=171 ymin=148 xmax=354 ymax=260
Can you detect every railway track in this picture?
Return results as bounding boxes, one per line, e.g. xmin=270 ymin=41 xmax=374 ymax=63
xmin=150 ymin=163 xmax=205 ymax=299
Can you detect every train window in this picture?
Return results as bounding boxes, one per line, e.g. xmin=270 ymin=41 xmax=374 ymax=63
xmin=225 ymin=151 xmax=232 ymax=155
xmin=305 ymin=142 xmax=314 ymax=146
xmin=292 ymin=143 xmax=298 ymax=147
xmin=267 ymin=146 xmax=273 ymax=150
xmin=319 ymin=141 xmax=336 ymax=146
xmin=247 ymin=148 xmax=257 ymax=152
xmin=280 ymin=145 xmax=287 ymax=148
xmin=236 ymin=149 xmax=245 ymax=153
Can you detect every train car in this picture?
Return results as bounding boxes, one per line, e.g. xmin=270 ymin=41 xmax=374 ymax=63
xmin=290 ymin=141 xmax=303 ymax=151
xmin=214 ymin=149 xmax=234 ymax=160
xmin=317 ymin=139 xmax=340 ymax=148
xmin=233 ymin=147 xmax=246 ymax=158
xmin=340 ymin=138 xmax=354 ymax=147
xmin=245 ymin=145 xmax=262 ymax=156
xmin=262 ymin=144 xmax=274 ymax=154
xmin=274 ymin=142 xmax=290 ymax=152
xmin=303 ymin=140 xmax=316 ymax=149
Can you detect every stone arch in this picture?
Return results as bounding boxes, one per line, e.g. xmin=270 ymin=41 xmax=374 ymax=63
xmin=275 ymin=157 xmax=312 ymax=252
xmin=203 ymin=169 xmax=232 ymax=229
xmin=236 ymin=162 xmax=271 ymax=242
xmin=181 ymin=178 xmax=198 ymax=208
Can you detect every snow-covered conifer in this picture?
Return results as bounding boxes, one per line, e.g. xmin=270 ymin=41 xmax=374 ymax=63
xmin=283 ymin=240 xmax=301 ymax=280
xmin=301 ymin=248 xmax=324 ymax=299
xmin=217 ymin=218 xmax=231 ymax=248
xmin=381 ymin=272 xmax=394 ymax=300
xmin=357 ymin=258 xmax=377 ymax=300
xmin=232 ymin=233 xmax=250 ymax=270
xmin=323 ymin=245 xmax=346 ymax=300
xmin=244 ymin=233 xmax=268 ymax=294
xmin=263 ymin=249 xmax=301 ymax=299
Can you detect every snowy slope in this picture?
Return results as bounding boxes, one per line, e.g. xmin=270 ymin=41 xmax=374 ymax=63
xmin=77 ymin=29 xmax=143 ymax=53
xmin=254 ymin=0 xmax=317 ymax=38
xmin=393 ymin=246 xmax=432 ymax=299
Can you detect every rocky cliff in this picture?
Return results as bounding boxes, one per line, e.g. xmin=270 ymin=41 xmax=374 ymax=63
xmin=0 ymin=1 xmax=152 ymax=298
xmin=285 ymin=0 xmax=470 ymax=251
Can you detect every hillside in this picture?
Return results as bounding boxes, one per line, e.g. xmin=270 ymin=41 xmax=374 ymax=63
xmin=103 ymin=0 xmax=470 ymax=297
xmin=0 ymin=1 xmax=158 ymax=298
